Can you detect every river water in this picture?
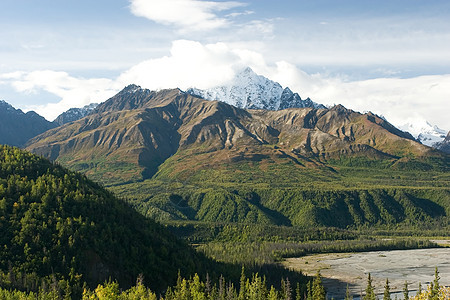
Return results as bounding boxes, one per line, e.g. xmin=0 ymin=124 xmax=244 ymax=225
xmin=284 ymin=248 xmax=450 ymax=299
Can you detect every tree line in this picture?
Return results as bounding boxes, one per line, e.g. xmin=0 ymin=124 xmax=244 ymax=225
xmin=0 ymin=268 xmax=448 ymax=300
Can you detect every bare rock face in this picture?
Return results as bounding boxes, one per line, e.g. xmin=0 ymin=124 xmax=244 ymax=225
xmin=54 ymin=103 xmax=99 ymax=125
xmin=435 ymin=131 xmax=450 ymax=154
xmin=26 ymin=85 xmax=442 ymax=185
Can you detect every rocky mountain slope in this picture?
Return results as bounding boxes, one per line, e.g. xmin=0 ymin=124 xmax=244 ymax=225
xmin=0 ymin=100 xmax=56 ymax=147
xmin=25 ymin=86 xmax=449 ymax=228
xmin=187 ymin=67 xmax=325 ymax=110
xmin=54 ymin=103 xmax=98 ymax=125
xmin=435 ymin=131 xmax=450 ymax=154
xmin=26 ymin=85 xmax=436 ymax=185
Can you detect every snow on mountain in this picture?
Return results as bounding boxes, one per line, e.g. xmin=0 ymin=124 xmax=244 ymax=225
xmin=186 ymin=67 xmax=325 ymax=111
xmin=398 ymin=120 xmax=447 ymax=147
xmin=54 ymin=103 xmax=99 ymax=126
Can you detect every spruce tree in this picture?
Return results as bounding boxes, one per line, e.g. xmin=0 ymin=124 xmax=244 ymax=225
xmin=403 ymin=281 xmax=409 ymax=300
xmin=363 ymin=273 xmax=376 ymax=300
xmin=268 ymin=286 xmax=279 ymax=300
xmin=295 ymin=282 xmax=301 ymax=300
xmin=431 ymin=267 xmax=440 ymax=300
xmin=383 ymin=278 xmax=391 ymax=300
xmin=307 ymin=281 xmax=313 ymax=300
xmin=312 ymin=272 xmax=326 ymax=300
xmin=238 ymin=267 xmax=247 ymax=300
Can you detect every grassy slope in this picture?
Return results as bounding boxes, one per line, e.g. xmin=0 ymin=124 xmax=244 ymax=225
xmin=110 ymin=150 xmax=450 ymax=229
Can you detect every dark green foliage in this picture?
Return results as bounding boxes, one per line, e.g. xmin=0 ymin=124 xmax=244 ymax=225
xmin=1 ymin=268 xmax=449 ymax=300
xmin=166 ymin=222 xmax=356 ymax=244
xmin=195 ymin=239 xmax=436 ymax=266
xmin=431 ymin=267 xmax=440 ymax=300
xmin=383 ymin=278 xmax=391 ymax=300
xmin=363 ymin=274 xmax=376 ymax=300
xmin=113 ymin=179 xmax=450 ymax=230
xmin=0 ymin=271 xmax=311 ymax=300
xmin=312 ymin=272 xmax=326 ymax=300
xmin=0 ymin=145 xmax=213 ymax=295
xmin=403 ymin=281 xmax=409 ymax=300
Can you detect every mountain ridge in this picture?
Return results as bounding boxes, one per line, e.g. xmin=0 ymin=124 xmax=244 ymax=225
xmin=26 ymin=86 xmax=441 ymax=185
xmin=24 ymin=86 xmax=449 ymax=228
xmin=0 ymin=100 xmax=57 ymax=147
xmin=54 ymin=103 xmax=99 ymax=125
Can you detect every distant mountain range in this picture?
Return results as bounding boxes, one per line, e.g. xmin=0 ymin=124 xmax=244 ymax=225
xmin=398 ymin=120 xmax=447 ymax=147
xmin=54 ymin=103 xmax=98 ymax=126
xmin=26 ymin=85 xmax=440 ymax=185
xmin=0 ymin=100 xmax=56 ymax=147
xmin=0 ymin=68 xmax=448 ymax=152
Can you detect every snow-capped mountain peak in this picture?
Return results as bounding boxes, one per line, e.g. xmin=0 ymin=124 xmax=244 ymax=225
xmin=398 ymin=120 xmax=447 ymax=147
xmin=186 ymin=67 xmax=324 ymax=111
xmin=54 ymin=103 xmax=99 ymax=126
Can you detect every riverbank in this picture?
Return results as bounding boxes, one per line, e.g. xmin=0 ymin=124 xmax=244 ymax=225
xmin=283 ymin=248 xmax=450 ymax=299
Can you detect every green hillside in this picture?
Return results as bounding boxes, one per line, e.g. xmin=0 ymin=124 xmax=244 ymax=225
xmin=111 ymin=155 xmax=450 ymax=229
xmin=0 ymin=145 xmax=213 ymax=296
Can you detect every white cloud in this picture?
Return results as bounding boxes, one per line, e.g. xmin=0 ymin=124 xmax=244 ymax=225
xmin=226 ymin=10 xmax=254 ymax=18
xmin=2 ymin=70 xmax=120 ymax=121
xmin=317 ymin=75 xmax=450 ymax=131
xmin=118 ymin=40 xmax=240 ymax=89
xmin=129 ymin=0 xmax=247 ymax=32
xmin=3 ymin=40 xmax=450 ymax=131
xmin=118 ymin=40 xmax=450 ymax=130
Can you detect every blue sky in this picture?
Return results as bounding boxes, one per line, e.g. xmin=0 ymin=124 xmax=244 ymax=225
xmin=1 ymin=0 xmax=449 ymax=131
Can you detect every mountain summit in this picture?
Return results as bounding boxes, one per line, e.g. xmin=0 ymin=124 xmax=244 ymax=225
xmin=187 ymin=67 xmax=325 ymax=110
xmin=399 ymin=120 xmax=447 ymax=147
xmin=54 ymin=103 xmax=99 ymax=125
xmin=0 ymin=100 xmax=56 ymax=147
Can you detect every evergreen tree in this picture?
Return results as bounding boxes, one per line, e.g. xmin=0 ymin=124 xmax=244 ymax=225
xmin=295 ymin=283 xmax=301 ymax=300
xmin=383 ymin=279 xmax=391 ymax=300
xmin=363 ymin=274 xmax=376 ymax=300
xmin=268 ymin=286 xmax=279 ymax=300
xmin=430 ymin=267 xmax=440 ymax=300
xmin=418 ymin=282 xmax=422 ymax=296
xmin=312 ymin=272 xmax=326 ymax=300
xmin=403 ymin=281 xmax=409 ymax=300
xmin=239 ymin=267 xmax=247 ymax=300
xmin=306 ymin=281 xmax=313 ymax=300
